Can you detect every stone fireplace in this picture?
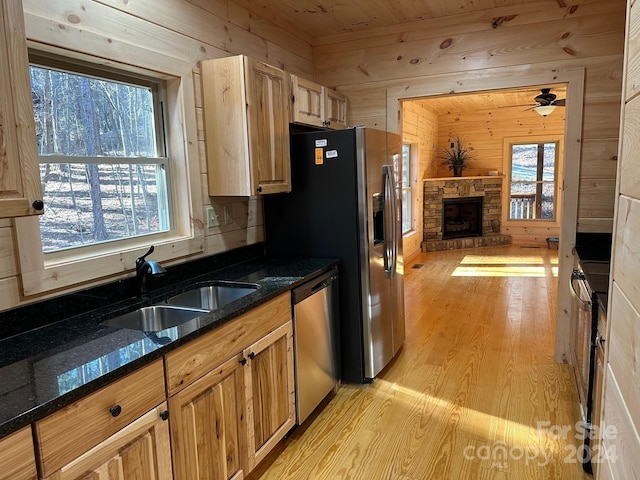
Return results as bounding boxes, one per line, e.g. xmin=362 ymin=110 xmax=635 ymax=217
xmin=422 ymin=176 xmax=511 ymax=252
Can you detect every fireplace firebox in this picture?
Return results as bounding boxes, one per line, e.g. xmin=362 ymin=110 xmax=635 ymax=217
xmin=442 ymin=197 xmax=483 ymax=240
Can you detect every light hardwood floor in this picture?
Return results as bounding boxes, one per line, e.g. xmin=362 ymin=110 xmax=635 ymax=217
xmin=249 ymin=245 xmax=590 ymax=479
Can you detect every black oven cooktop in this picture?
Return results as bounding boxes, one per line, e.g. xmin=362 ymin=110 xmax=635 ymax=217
xmin=579 ymin=260 xmax=610 ymax=295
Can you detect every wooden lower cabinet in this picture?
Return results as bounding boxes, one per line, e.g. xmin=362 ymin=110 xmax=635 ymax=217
xmin=0 ymin=426 xmax=37 ymax=480
xmin=167 ymin=314 xmax=296 ymax=478
xmin=42 ymin=403 xmax=172 ymax=480
xmin=244 ymin=322 xmax=295 ymax=470
xmin=169 ymin=354 xmax=247 ymax=480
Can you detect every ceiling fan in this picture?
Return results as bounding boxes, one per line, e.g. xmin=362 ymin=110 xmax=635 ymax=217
xmin=528 ymin=88 xmax=566 ymax=116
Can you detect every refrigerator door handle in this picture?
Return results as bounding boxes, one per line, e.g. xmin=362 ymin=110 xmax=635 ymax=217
xmin=388 ymin=164 xmax=398 ymax=277
xmin=382 ymin=165 xmax=395 ymax=278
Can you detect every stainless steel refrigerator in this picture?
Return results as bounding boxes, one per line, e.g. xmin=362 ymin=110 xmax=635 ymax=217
xmin=264 ymin=126 xmax=405 ymax=383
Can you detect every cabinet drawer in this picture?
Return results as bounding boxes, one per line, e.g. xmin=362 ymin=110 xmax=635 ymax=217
xmin=34 ymin=359 xmax=165 ymax=477
xmin=0 ymin=426 xmax=37 ymax=480
xmin=166 ymin=293 xmax=291 ymax=395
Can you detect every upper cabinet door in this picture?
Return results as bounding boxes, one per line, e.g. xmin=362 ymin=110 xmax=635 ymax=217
xmin=324 ymin=87 xmax=348 ymax=130
xmin=290 ymin=74 xmax=347 ymax=130
xmin=0 ymin=0 xmax=44 ymax=218
xmin=201 ymin=55 xmax=291 ymax=196
xmin=244 ymin=57 xmax=291 ymax=195
xmin=291 ymin=75 xmax=324 ymax=128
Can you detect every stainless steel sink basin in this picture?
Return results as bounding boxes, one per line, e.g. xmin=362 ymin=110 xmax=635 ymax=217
xmin=165 ymin=281 xmax=259 ymax=311
xmin=101 ymin=305 xmax=206 ymax=332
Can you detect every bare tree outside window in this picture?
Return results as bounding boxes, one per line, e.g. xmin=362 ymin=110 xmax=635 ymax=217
xmin=30 ymin=63 xmax=170 ymax=252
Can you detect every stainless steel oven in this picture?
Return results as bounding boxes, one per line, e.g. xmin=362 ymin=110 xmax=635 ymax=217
xmin=570 ymin=260 xmax=609 ymax=473
xmin=570 ymin=265 xmax=595 ymax=425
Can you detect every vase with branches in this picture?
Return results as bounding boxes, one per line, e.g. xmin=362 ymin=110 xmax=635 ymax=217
xmin=440 ymin=136 xmax=474 ymax=177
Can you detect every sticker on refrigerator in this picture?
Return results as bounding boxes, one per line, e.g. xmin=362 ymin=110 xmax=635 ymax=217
xmin=325 ymin=150 xmax=338 ymax=159
xmin=315 ymin=148 xmax=324 ymax=165
xmin=315 ymin=139 xmax=328 ymax=147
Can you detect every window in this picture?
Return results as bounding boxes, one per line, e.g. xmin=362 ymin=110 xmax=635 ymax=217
xmin=508 ymin=141 xmax=558 ymax=221
xmin=29 ymin=57 xmax=171 ymax=253
xmin=401 ymin=144 xmax=413 ymax=234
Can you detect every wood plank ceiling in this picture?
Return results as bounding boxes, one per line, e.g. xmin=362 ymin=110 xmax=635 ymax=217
xmin=229 ymin=0 xmax=572 ymax=112
xmin=232 ymin=0 xmax=593 ymax=40
xmin=417 ymin=84 xmax=567 ymax=115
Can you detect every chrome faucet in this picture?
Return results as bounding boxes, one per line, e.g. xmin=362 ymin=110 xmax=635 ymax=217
xmin=135 ymin=245 xmax=166 ymax=296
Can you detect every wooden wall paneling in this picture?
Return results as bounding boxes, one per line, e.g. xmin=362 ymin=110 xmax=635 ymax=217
xmin=401 ymin=100 xmax=436 ymax=261
xmin=620 ymin=96 xmax=640 ymax=198
xmin=93 ymin=0 xmax=313 ymax=72
xmin=612 ymin=196 xmax=640 ymax=313
xmin=576 ymin=218 xmax=614 ymax=233
xmin=601 ymin=366 xmax=640 ymax=480
xmin=584 ymin=55 xmax=624 ymax=101
xmin=0 ymin=278 xmax=21 ymax=313
xmin=434 ymin=106 xmax=565 ymax=178
xmin=0 ymin=227 xmax=17 ymax=278
xmin=203 ymin=227 xmax=264 ymax=256
xmin=577 ymin=179 xmax=617 ymax=219
xmin=314 ymin=10 xmax=624 ymax=86
xmin=625 ymin=0 xmax=640 ymax=101
xmin=579 ymin=139 xmax=619 ymax=179
xmin=608 ymin=284 xmax=640 ymax=434
xmin=582 ymin=97 xmax=624 ymax=140
xmin=227 ymin=2 xmax=313 ymax=68
xmin=23 ymin=1 xmax=195 ymax=76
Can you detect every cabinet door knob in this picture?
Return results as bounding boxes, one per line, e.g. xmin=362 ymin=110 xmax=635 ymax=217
xmin=257 ymin=186 xmax=263 ymax=193
xmin=248 ymin=352 xmax=255 ymax=360
xmin=109 ymin=405 xmax=122 ymax=417
xmin=160 ymin=410 xmax=169 ymax=421
xmin=32 ymin=200 xmax=44 ymax=211
xmin=239 ymin=357 xmax=247 ymax=366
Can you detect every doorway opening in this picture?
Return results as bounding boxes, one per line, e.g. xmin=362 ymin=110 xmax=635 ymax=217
xmin=387 ymin=68 xmax=584 ymax=364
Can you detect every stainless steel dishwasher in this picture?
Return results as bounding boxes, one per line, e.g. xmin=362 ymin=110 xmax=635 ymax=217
xmin=292 ymin=267 xmax=339 ymax=424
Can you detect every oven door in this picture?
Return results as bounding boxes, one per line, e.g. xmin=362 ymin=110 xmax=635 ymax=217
xmin=570 ymin=268 xmax=593 ymax=422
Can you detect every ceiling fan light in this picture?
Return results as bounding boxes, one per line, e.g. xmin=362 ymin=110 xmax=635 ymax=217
xmin=534 ymin=105 xmax=557 ymax=117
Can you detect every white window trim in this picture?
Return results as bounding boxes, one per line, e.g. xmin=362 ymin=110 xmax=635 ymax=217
xmin=402 ymin=142 xmax=418 ymax=236
xmin=15 ymin=45 xmax=203 ymax=297
xmin=501 ymin=135 xmax=564 ymax=229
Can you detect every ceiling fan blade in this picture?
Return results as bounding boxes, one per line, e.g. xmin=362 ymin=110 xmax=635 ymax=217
xmin=554 ymin=99 xmax=566 ymax=106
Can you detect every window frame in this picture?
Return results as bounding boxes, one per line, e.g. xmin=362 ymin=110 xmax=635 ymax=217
xmin=502 ymin=135 xmax=563 ymax=228
xmin=15 ymin=46 xmax=203 ymax=296
xmin=30 ymin=54 xmax=177 ymax=256
xmin=401 ymin=143 xmax=416 ymax=236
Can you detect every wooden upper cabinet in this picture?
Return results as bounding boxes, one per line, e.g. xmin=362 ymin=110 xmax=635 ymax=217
xmin=201 ymin=55 xmax=291 ymax=196
xmin=291 ymin=75 xmax=324 ymax=128
xmin=0 ymin=427 xmax=37 ymax=480
xmin=0 ymin=0 xmax=43 ymax=218
xmin=291 ymin=74 xmax=347 ymax=130
xmin=244 ymin=321 xmax=295 ymax=471
xmin=324 ymin=87 xmax=347 ymax=130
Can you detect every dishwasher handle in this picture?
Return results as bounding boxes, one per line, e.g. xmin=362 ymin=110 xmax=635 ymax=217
xmin=292 ymin=268 xmax=338 ymax=305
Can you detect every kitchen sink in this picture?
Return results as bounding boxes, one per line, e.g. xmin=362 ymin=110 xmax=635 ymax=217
xmin=101 ymin=305 xmax=207 ymax=332
xmin=165 ymin=281 xmax=259 ymax=311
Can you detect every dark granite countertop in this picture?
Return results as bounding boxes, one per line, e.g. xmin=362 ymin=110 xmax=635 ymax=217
xmin=0 ymin=248 xmax=338 ymax=440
